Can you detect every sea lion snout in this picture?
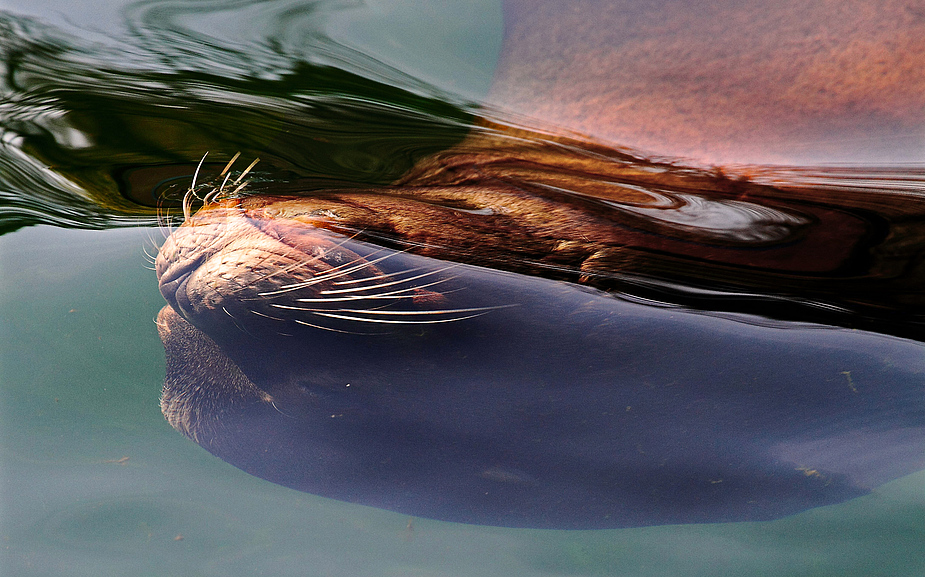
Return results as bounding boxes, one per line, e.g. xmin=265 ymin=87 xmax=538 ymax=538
xmin=158 ymin=207 xmax=345 ymax=328
xmin=156 ymin=201 xmax=459 ymax=337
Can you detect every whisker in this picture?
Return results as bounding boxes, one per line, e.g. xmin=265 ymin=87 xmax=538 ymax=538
xmin=142 ymin=229 xmax=160 ymax=261
xmin=235 ymin=254 xmax=369 ymax=298
xmin=290 ymin=305 xmax=511 ymax=316
xmin=191 ymin=152 xmax=208 ymax=193
xmin=221 ymin=305 xmax=260 ymax=338
xmin=221 ymin=236 xmax=354 ymax=297
xmin=142 ymin=243 xmax=158 ymax=263
xmin=292 ymin=319 xmax=381 ymax=335
xmin=331 ymin=267 xmax=425 ymax=285
xmin=204 ymin=172 xmax=232 ymax=204
xmin=238 ymin=236 xmax=385 ymax=292
xmin=157 ymin=203 xmax=175 ymax=239
xmin=257 ymin=249 xmax=398 ymax=296
xmin=229 ymin=180 xmax=250 ymax=197
xmin=234 ymin=158 xmax=260 ymax=185
xmin=274 ymin=294 xmax=422 ymax=305
xmin=295 ymin=276 xmax=456 ymax=302
xmin=220 ymin=152 xmax=241 ymax=176
xmin=266 ymin=398 xmax=296 ymax=419
xmin=157 ymin=215 xmax=170 ymax=241
xmin=319 ymin=266 xmax=457 ymax=295
xmin=249 ymin=309 xmax=287 ymax=322
xmin=221 ymin=252 xmax=325 ymax=297
xmin=224 ymin=230 xmax=388 ymax=298
xmin=299 ymin=251 xmax=400 ymax=284
xmin=182 ymin=152 xmax=209 ymax=221
xmin=182 ymin=189 xmax=192 ymax=222
xmin=308 ymin=311 xmax=492 ymax=325
xmin=339 ymin=305 xmax=511 ymax=316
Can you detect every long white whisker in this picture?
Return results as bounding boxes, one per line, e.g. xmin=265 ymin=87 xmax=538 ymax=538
xmin=308 ymin=311 xmax=492 ymax=325
xmin=204 ymin=172 xmax=232 ymax=204
xmin=158 ymin=202 xmax=177 ymax=238
xmin=249 ymin=309 xmax=287 ymax=322
xmin=230 ymin=181 xmax=249 ymax=196
xmin=156 ymin=207 xmax=170 ymax=240
xmin=293 ymin=276 xmax=455 ymax=302
xmin=293 ymin=305 xmax=511 ymax=316
xmin=222 ymin=252 xmax=327 ymax=297
xmin=274 ymin=294 xmax=419 ymax=305
xmin=257 ymin=249 xmax=401 ymax=296
xmin=266 ymin=398 xmax=296 ymax=419
xmin=227 ymin=230 xmax=389 ymax=297
xmin=256 ymin=256 xmax=372 ymax=296
xmin=183 ymin=152 xmax=209 ymax=221
xmin=303 ymin=250 xmax=404 ymax=283
xmin=142 ymin=243 xmax=158 ymax=263
xmin=192 ymin=152 xmax=208 ymax=193
xmin=319 ymin=266 xmax=457 ymax=295
xmin=331 ymin=267 xmax=425 ymax=285
xmin=223 ymin=227 xmax=383 ymax=298
xmin=182 ymin=189 xmax=192 ymax=221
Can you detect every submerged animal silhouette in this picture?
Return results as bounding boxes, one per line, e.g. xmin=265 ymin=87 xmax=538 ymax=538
xmin=155 ymin=196 xmax=925 ymax=529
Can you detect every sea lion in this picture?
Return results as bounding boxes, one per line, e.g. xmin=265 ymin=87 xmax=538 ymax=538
xmin=164 ymin=133 xmax=925 ymax=341
xmin=154 ymin=1 xmax=925 ymax=528
xmin=155 ymin=184 xmax=925 ymax=529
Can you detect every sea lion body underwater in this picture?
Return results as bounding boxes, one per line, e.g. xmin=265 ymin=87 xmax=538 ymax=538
xmin=156 ymin=193 xmax=925 ymax=529
xmin=155 ymin=0 xmax=925 ymax=529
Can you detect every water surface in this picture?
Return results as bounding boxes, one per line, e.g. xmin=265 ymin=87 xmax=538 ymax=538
xmin=1 ymin=0 xmax=924 ymax=575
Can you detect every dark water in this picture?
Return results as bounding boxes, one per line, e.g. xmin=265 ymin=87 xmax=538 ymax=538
xmin=1 ymin=0 xmax=924 ymax=575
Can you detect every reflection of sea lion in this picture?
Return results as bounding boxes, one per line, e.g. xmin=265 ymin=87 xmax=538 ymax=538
xmin=155 ymin=196 xmax=925 ymax=529
xmin=492 ymin=0 xmax=925 ymax=164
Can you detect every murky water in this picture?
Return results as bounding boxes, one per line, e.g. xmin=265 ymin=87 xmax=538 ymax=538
xmin=1 ymin=1 xmax=924 ymax=575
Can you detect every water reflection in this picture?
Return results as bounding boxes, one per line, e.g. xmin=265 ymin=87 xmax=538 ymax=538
xmin=492 ymin=0 xmax=925 ymax=165
xmin=0 ymin=5 xmax=488 ymax=230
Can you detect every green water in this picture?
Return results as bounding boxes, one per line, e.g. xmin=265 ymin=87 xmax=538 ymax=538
xmin=1 ymin=225 xmax=922 ymax=577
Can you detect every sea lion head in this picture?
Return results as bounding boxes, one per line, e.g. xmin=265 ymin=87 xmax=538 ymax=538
xmin=155 ymin=197 xmax=454 ymax=339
